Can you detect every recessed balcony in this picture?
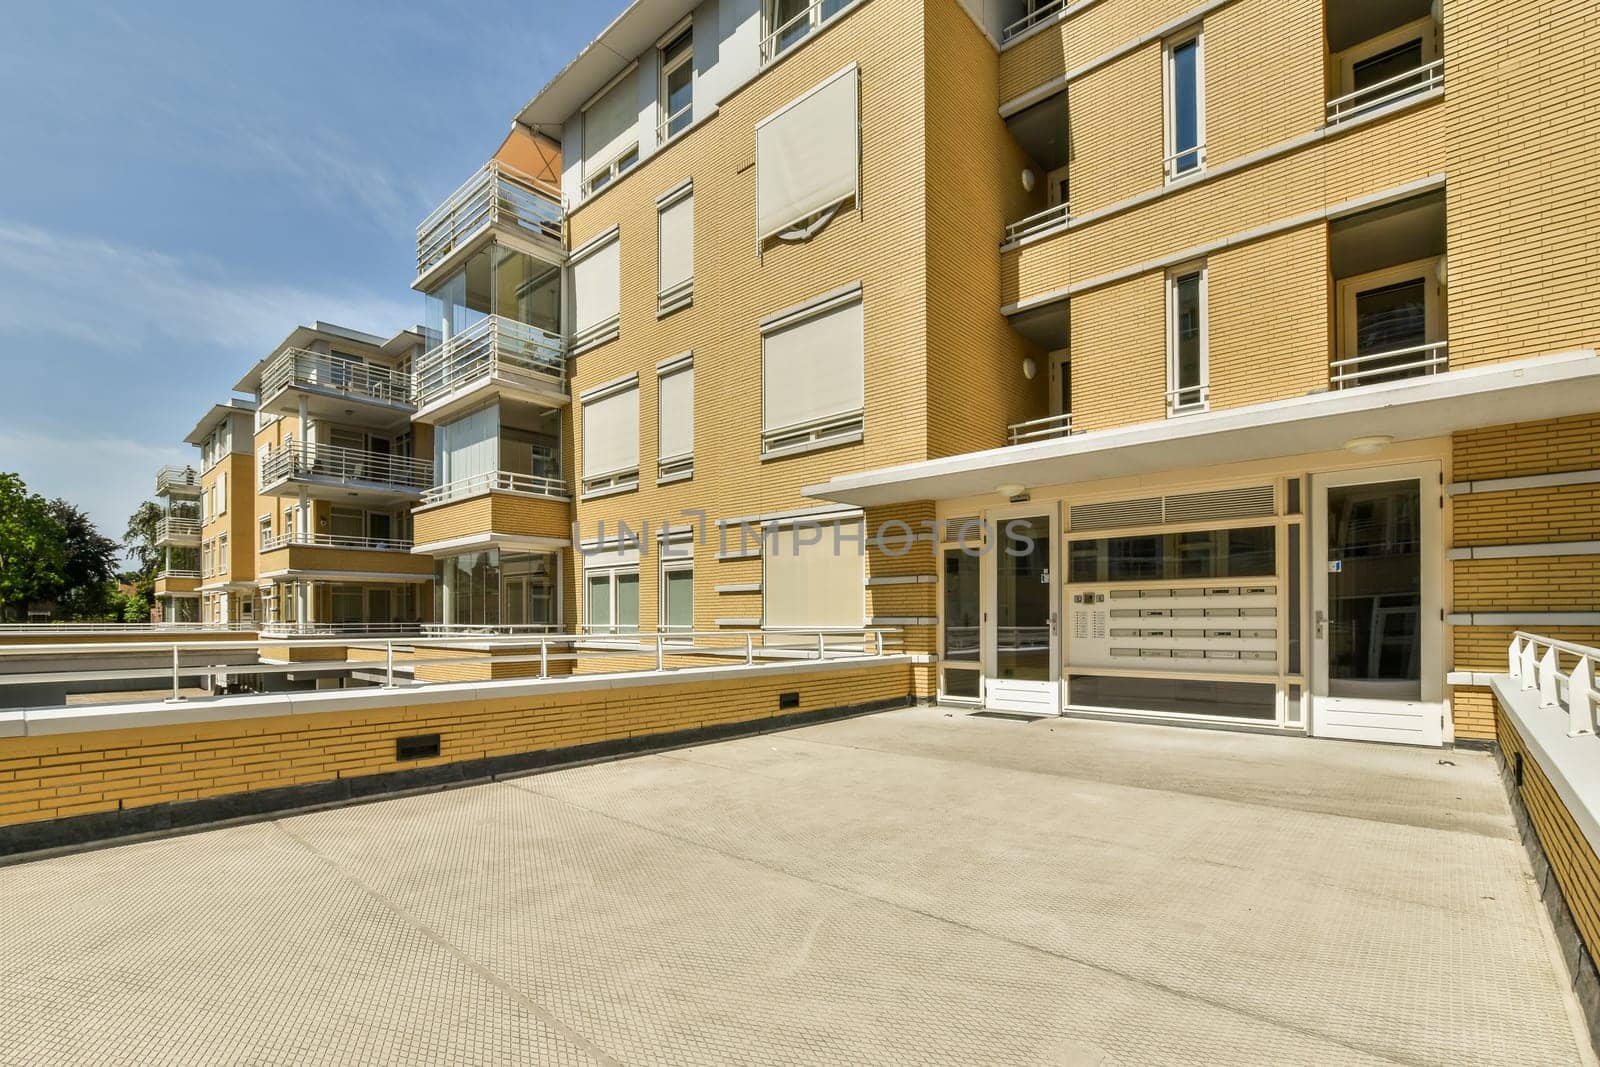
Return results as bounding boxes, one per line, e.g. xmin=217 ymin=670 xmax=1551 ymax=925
xmin=413 ymin=316 xmax=567 ymax=423
xmin=261 ymin=532 xmax=416 ymax=553
xmin=1325 ymin=4 xmax=1443 ymax=126
xmin=1008 ymin=411 xmax=1075 ymax=446
xmin=259 ymin=442 xmax=432 ymax=504
xmin=416 ymin=162 xmax=563 ymax=282
xmin=155 ymin=465 xmax=201 ymax=497
xmin=258 ymin=348 xmax=414 ymax=427
xmin=155 ymin=517 xmax=201 ymax=546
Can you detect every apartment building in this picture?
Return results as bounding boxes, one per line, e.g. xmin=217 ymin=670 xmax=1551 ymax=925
xmin=233 ymin=322 xmax=435 ymax=634
xmin=180 ymin=400 xmax=260 ymax=626
xmin=150 ymin=465 xmax=202 ymax=623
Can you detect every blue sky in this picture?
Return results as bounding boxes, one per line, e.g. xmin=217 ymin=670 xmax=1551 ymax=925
xmin=0 ymin=0 xmax=620 ymax=550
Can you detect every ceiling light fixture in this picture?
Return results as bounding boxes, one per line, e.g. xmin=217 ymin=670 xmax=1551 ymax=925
xmin=1343 ymin=434 xmax=1394 ymax=455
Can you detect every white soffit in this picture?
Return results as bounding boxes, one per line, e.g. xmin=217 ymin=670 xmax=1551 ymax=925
xmin=803 ymin=350 xmax=1600 ymax=507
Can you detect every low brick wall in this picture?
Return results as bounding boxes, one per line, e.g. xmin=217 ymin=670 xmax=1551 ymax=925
xmin=0 ymin=658 xmax=916 ymax=856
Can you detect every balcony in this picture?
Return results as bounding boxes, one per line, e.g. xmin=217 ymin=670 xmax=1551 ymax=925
xmin=1003 ymin=202 xmax=1071 ymax=246
xmin=413 ymin=316 xmax=567 ymax=422
xmin=1327 ymin=59 xmax=1443 ymax=125
xmin=156 ymin=567 xmax=202 ymax=581
xmin=422 ymin=470 xmax=568 ymax=507
xmin=155 ymin=465 xmax=201 ymax=496
xmin=258 ymin=348 xmax=413 ymax=426
xmin=155 ymin=517 xmax=201 ymax=545
xmin=262 ymin=532 xmax=415 ymax=553
xmin=259 ymin=442 xmax=432 ymax=503
xmin=1331 ymin=340 xmax=1448 ymax=389
xmin=1007 ymin=412 xmax=1074 ymax=446
xmin=417 ymin=162 xmax=563 ymax=280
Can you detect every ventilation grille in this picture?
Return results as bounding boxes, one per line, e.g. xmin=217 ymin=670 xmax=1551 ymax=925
xmin=1070 ymin=485 xmax=1275 ymax=531
xmin=942 ymin=516 xmax=981 ymax=542
xmin=1162 ymin=485 xmax=1276 ymax=524
xmin=1070 ymin=497 xmax=1163 ymax=532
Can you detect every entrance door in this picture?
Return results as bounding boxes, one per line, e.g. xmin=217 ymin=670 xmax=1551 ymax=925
xmin=984 ymin=507 xmax=1061 ymax=715
xmin=1310 ymin=463 xmax=1442 ymax=745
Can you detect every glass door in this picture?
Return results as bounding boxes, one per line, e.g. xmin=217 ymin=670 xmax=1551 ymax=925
xmin=1310 ymin=463 xmax=1442 ymax=745
xmin=983 ymin=506 xmax=1061 ymax=715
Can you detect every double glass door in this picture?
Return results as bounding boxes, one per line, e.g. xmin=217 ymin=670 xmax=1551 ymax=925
xmin=983 ymin=507 xmax=1061 ymax=715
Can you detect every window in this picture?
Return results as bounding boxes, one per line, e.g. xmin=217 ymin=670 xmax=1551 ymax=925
xmin=1335 ymin=257 xmax=1445 ymax=388
xmin=762 ymin=0 xmax=850 ymax=64
xmin=585 ymin=567 xmax=640 ymax=635
xmin=657 ymin=182 xmax=694 ymax=316
xmin=331 ymin=586 xmax=363 ymax=625
xmin=661 ymin=552 xmax=694 ymax=634
xmin=331 ymin=506 xmax=365 ymax=542
xmin=1164 ymin=29 xmax=1204 ymax=181
xmin=435 ymin=404 xmax=498 ymax=489
xmin=761 ymin=285 xmax=864 ymax=456
xmin=1332 ymin=16 xmax=1439 ymax=123
xmin=755 ymin=65 xmax=859 ymax=245
xmin=218 ymin=533 xmax=228 ymax=574
xmin=259 ymin=516 xmax=272 ymax=551
xmin=657 ymin=354 xmax=694 ymax=482
xmin=581 ymin=375 xmax=641 ymax=496
xmin=583 ymin=65 xmax=640 ymax=197
xmin=502 ymin=552 xmax=559 ymax=630
xmin=572 ymin=228 xmax=621 ymax=352
xmin=763 ymin=517 xmax=864 ymax=628
xmin=1069 ymin=527 xmax=1275 ymax=583
xmin=1166 ymin=265 xmax=1208 ymax=415
xmin=216 ymin=471 xmax=227 ymax=514
xmin=658 ymin=24 xmax=693 ymax=141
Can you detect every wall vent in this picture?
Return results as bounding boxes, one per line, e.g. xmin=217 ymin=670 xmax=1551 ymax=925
xmin=1162 ymin=485 xmax=1276 ymax=524
xmin=942 ymin=516 xmax=982 ymax=542
xmin=396 ymin=734 xmax=441 ymax=762
xmin=778 ymin=691 xmax=801 ymax=710
xmin=1070 ymin=497 xmax=1163 ymax=531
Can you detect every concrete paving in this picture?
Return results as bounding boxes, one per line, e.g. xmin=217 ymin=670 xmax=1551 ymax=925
xmin=0 ymin=708 xmax=1590 ymax=1065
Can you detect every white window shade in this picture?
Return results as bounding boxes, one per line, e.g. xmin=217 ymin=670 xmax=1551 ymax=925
xmin=764 ymin=519 xmax=864 ymax=628
xmin=583 ymin=67 xmax=639 ymax=179
xmin=657 ymin=188 xmax=694 ymax=314
xmin=761 ymin=289 xmax=864 ymax=454
xmin=437 ymin=404 xmax=499 ymax=486
xmin=572 ymin=233 xmax=621 ymax=350
xmin=658 ymin=364 xmax=694 ymax=475
xmin=756 ymin=65 xmax=858 ymax=243
xmin=582 ymin=382 xmax=640 ymax=492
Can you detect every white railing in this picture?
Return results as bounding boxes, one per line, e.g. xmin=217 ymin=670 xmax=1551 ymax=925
xmin=1166 ymin=384 xmax=1209 ymax=415
xmin=0 ymin=622 xmax=250 ymax=635
xmin=1163 ymin=144 xmax=1206 ymax=183
xmin=417 ymin=161 xmax=563 ymax=276
xmin=1002 ymin=0 xmax=1065 ymax=42
xmin=421 ymin=470 xmax=568 ymax=507
xmin=1326 ymin=59 xmax=1444 ymax=125
xmin=155 ymin=517 xmax=201 ymax=542
xmin=1003 ymin=201 xmax=1070 ymax=245
xmin=260 ymin=349 xmax=411 ymax=408
xmin=155 ymin=466 xmax=200 ymax=495
xmin=761 ymin=0 xmax=845 ymax=65
xmin=261 ymin=532 xmax=414 ymax=552
xmin=0 ymin=628 xmax=905 ymax=705
xmin=413 ymin=316 xmax=566 ymax=409
xmin=1008 ymin=411 xmax=1074 ymax=446
xmin=156 ymin=567 xmax=202 ymax=580
xmin=1330 ymin=340 xmax=1448 ymax=389
xmin=260 ymin=442 xmax=432 ymax=494
xmin=656 ymin=102 xmax=693 ymax=143
xmin=1508 ymin=633 xmax=1600 ymax=738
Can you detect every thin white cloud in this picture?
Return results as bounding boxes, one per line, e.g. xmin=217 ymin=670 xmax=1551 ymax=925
xmin=0 ymin=429 xmax=184 ymax=554
xmin=0 ymin=221 xmax=416 ymax=354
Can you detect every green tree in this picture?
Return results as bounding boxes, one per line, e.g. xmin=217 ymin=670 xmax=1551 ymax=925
xmin=0 ymin=473 xmax=67 ymax=621
xmin=47 ymin=499 xmax=121 ymax=620
xmin=124 ymin=500 xmax=164 ymax=580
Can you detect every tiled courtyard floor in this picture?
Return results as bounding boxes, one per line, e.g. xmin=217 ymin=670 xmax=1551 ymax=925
xmin=1 ymin=707 xmax=1591 ymax=1065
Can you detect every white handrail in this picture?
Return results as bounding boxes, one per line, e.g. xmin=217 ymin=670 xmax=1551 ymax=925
xmin=1002 ymin=0 xmax=1065 ymax=42
xmin=260 ymin=442 xmax=432 ymax=493
xmin=1003 ymin=201 xmax=1071 ymax=245
xmin=1008 ymin=411 xmax=1074 ymax=445
xmin=1327 ymin=59 xmax=1444 ymax=124
xmin=1163 ymin=143 xmax=1206 ymax=181
xmin=155 ymin=517 xmax=201 ymax=541
xmin=261 ymin=532 xmax=415 ymax=552
xmin=413 ymin=315 xmax=566 ymax=408
xmin=1508 ymin=632 xmax=1599 ymax=738
xmin=760 ymin=0 xmax=844 ymax=65
xmin=260 ymin=349 xmax=412 ymax=408
xmin=421 ymin=470 xmax=568 ymax=507
xmin=417 ymin=161 xmax=563 ymax=275
xmin=656 ymin=102 xmax=693 ymax=143
xmin=1330 ymin=340 xmax=1448 ymax=388
xmin=155 ymin=466 xmax=201 ymax=494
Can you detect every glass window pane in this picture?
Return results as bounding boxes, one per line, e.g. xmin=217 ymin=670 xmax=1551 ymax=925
xmin=617 ymin=572 xmax=640 ymax=632
xmin=1327 ymin=481 xmax=1422 ymax=698
xmin=587 ymin=575 xmax=611 ymax=631
xmin=942 ymin=549 xmax=979 ymax=662
xmin=665 ymin=568 xmax=694 ymax=630
xmin=996 ymin=516 xmax=1051 ymax=681
xmin=1068 ymin=527 xmax=1276 ymax=583
xmin=1173 ymin=271 xmax=1203 ymax=401
xmin=1352 ymin=38 xmax=1424 ymax=93
xmin=1171 ymin=38 xmax=1201 ymax=171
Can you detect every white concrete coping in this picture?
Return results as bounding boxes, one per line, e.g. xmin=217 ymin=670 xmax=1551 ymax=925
xmin=10 ymin=654 xmax=919 ymax=738
xmin=1493 ymin=673 xmax=1600 ymax=860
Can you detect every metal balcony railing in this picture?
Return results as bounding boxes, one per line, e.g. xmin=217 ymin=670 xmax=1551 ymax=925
xmin=1326 ymin=59 xmax=1444 ymax=125
xmin=1330 ymin=340 xmax=1448 ymax=389
xmin=261 ymin=532 xmax=415 ymax=552
xmin=413 ymin=316 xmax=566 ymax=409
xmin=1003 ymin=202 xmax=1071 ymax=245
xmin=1007 ymin=412 xmax=1074 ymax=446
xmin=155 ymin=465 xmax=201 ymax=495
xmin=761 ymin=0 xmax=848 ymax=65
xmin=156 ymin=567 xmax=202 ymax=581
xmin=260 ymin=442 xmax=432 ymax=494
xmin=1002 ymin=0 xmax=1065 ymax=42
xmin=155 ymin=517 xmax=201 ymax=543
xmin=417 ymin=162 xmax=563 ymax=276
xmin=260 ymin=348 xmax=412 ymax=408
xmin=421 ymin=470 xmax=569 ymax=507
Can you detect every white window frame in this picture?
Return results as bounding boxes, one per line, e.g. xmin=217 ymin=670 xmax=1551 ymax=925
xmin=1162 ymin=26 xmax=1206 ymax=183
xmin=584 ymin=565 xmax=641 ymax=636
xmin=582 ymin=64 xmax=641 ymax=199
xmin=755 ymin=63 xmax=860 ymax=248
xmin=218 ymin=532 xmax=229 ymax=574
xmin=1334 ymin=256 xmax=1446 ymax=386
xmin=259 ymin=515 xmax=272 ymax=551
xmin=656 ymin=180 xmax=694 ymax=317
xmin=659 ymin=531 xmax=695 ymax=637
xmin=571 ymin=226 xmax=622 ymax=354
xmin=657 ymin=18 xmax=694 ymax=143
xmin=761 ymin=0 xmax=850 ymax=65
xmin=656 ymin=352 xmax=694 ymax=483
xmin=1166 ymin=262 xmax=1209 ymax=416
xmin=579 ymin=373 xmax=641 ymax=498
xmin=1335 ymin=15 xmax=1439 ymax=99
xmin=760 ymin=283 xmax=865 ymax=458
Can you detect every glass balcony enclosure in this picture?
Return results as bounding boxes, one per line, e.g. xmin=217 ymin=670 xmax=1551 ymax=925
xmin=428 ymin=401 xmax=565 ymax=503
xmin=434 ymin=549 xmax=559 ymax=631
xmin=416 ymin=161 xmax=562 ymax=278
xmin=424 ymin=244 xmax=560 ymax=351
